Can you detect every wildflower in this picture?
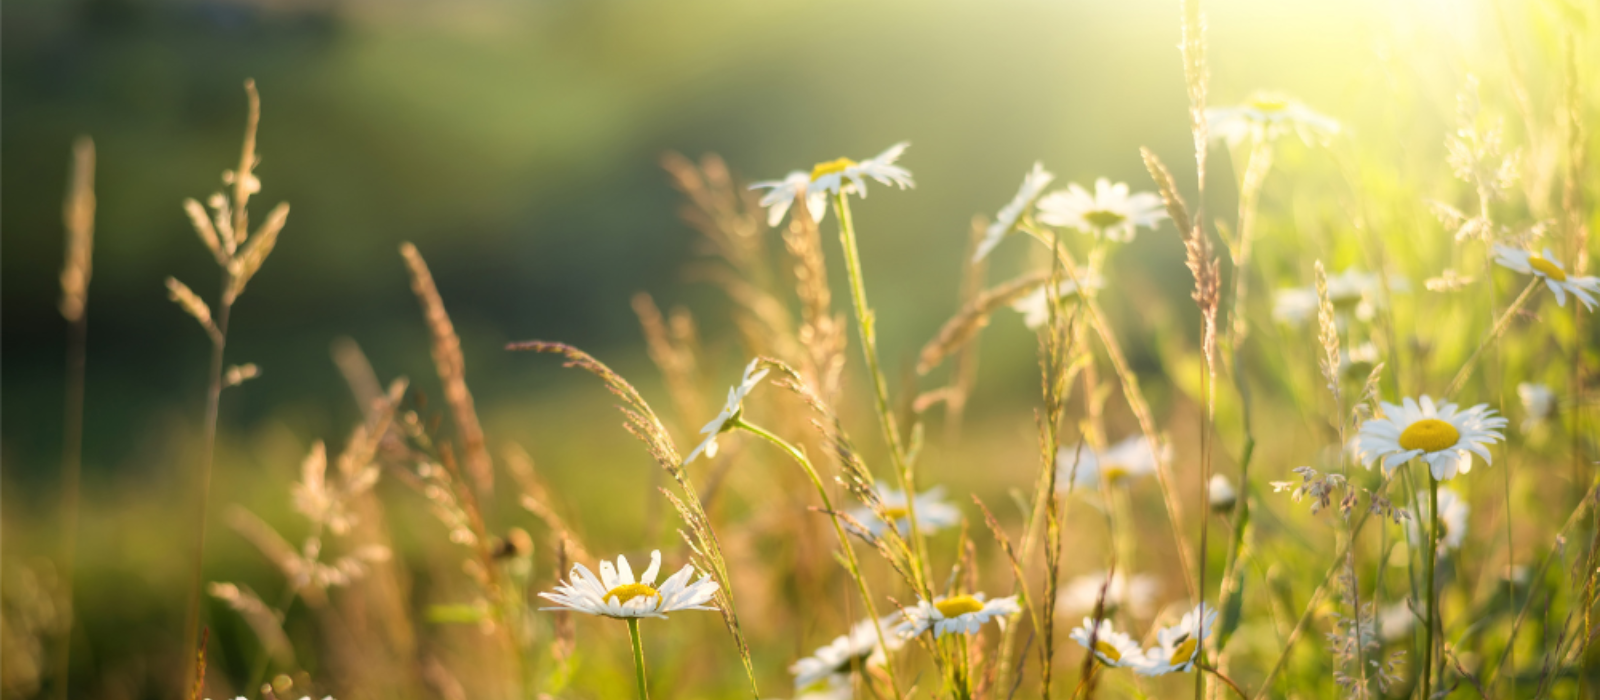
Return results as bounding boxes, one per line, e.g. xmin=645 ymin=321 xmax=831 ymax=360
xmin=1208 ymin=473 xmax=1237 ymax=512
xmin=1056 ymin=436 xmax=1168 ymax=491
xmin=537 ymin=550 xmax=719 ymax=619
xmin=1405 ymin=487 xmax=1469 ymax=554
xmin=1493 ymin=245 xmax=1600 ymax=311
xmin=1206 ymin=92 xmax=1340 ymax=147
xmin=1272 ymin=268 xmax=1400 ymax=327
xmin=750 ymin=143 xmax=914 ymax=227
xmin=847 ymin=482 xmax=961 ymax=536
xmin=1134 ymin=603 xmax=1216 ymax=676
xmin=974 ymin=162 xmax=1055 ymax=261
xmin=1057 ymin=571 xmax=1160 ymax=619
xmin=1517 ymin=382 xmax=1554 ymax=432
xmin=685 ymin=359 xmax=769 ymax=463
xmin=790 ymin=612 xmax=904 ymax=689
xmin=897 ymin=593 xmax=1019 ymax=638
xmin=1011 ymin=272 xmax=1104 ymax=329
xmin=1069 ymin=617 xmax=1147 ymax=669
xmin=1356 ymin=396 xmax=1507 ymax=480
xmin=1035 ymin=178 xmax=1165 ymax=242
xmin=1270 ymin=466 xmax=1346 ymax=515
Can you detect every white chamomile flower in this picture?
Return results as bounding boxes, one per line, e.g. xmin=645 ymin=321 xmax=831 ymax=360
xmin=1208 ymin=473 xmax=1237 ymax=512
xmin=1057 ymin=571 xmax=1160 ymax=619
xmin=750 ymin=143 xmax=914 ymax=227
xmin=1070 ymin=617 xmax=1147 ymax=669
xmin=538 ymin=550 xmax=719 ymax=619
xmin=1493 ymin=245 xmax=1600 ymax=311
xmin=975 ymin=162 xmax=1055 ymax=261
xmin=1356 ymin=395 xmax=1507 ymax=480
xmin=777 ymin=673 xmax=853 ymax=700
xmin=1056 ymin=436 xmax=1169 ymax=491
xmin=1206 ymin=92 xmax=1340 ymax=147
xmin=1134 ymin=603 xmax=1216 ymax=676
xmin=1272 ymin=268 xmax=1401 ymax=328
xmin=848 ymin=482 xmax=961 ymax=537
xmin=897 ymin=593 xmax=1019 ymax=639
xmin=1517 ymin=382 xmax=1554 ymax=432
xmin=1405 ymin=487 xmax=1469 ymax=554
xmin=685 ymin=359 xmax=770 ymax=463
xmin=1036 ymin=178 xmax=1166 ymax=242
xmin=1011 ymin=272 xmax=1104 ymax=329
xmin=790 ymin=612 xmax=904 ymax=689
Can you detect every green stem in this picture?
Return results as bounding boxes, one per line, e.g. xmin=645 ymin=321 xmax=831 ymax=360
xmin=628 ymin=618 xmax=649 ymax=700
xmin=1423 ymin=473 xmax=1439 ymax=700
xmin=831 ymin=192 xmax=931 ymax=595
xmin=732 ymin=418 xmax=908 ymax=700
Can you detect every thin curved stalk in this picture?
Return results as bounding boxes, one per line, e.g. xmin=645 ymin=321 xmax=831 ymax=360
xmin=732 ymin=418 xmax=907 ymax=700
xmin=1423 ymin=475 xmax=1439 ymax=700
xmin=1444 ymin=280 xmax=1539 ymax=396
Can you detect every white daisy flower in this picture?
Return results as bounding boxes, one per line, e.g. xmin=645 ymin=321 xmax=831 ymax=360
xmin=750 ymin=143 xmax=914 ymax=227
xmin=1356 ymin=395 xmax=1507 ymax=480
xmin=1378 ymin=601 xmax=1418 ymax=642
xmin=974 ymin=162 xmax=1055 ymax=261
xmin=1036 ymin=178 xmax=1166 ymax=242
xmin=538 ymin=550 xmax=719 ymax=619
xmin=1011 ymin=272 xmax=1104 ymax=329
xmin=1517 ymin=382 xmax=1555 ymax=432
xmin=1056 ymin=571 xmax=1160 ymax=619
xmin=1056 ymin=436 xmax=1169 ymax=491
xmin=685 ymin=359 xmax=770 ymax=463
xmin=779 ymin=673 xmax=853 ymax=700
xmin=1272 ymin=268 xmax=1402 ymax=328
xmin=790 ymin=612 xmax=904 ymax=689
xmin=1208 ymin=473 xmax=1237 ymax=512
xmin=1405 ymin=487 xmax=1469 ymax=554
xmin=1069 ymin=617 xmax=1147 ymax=669
xmin=896 ymin=593 xmax=1020 ymax=639
xmin=1133 ymin=603 xmax=1216 ymax=676
xmin=1493 ymin=245 xmax=1600 ymax=311
xmin=1206 ymin=92 xmax=1340 ymax=147
xmin=847 ymin=482 xmax=962 ymax=537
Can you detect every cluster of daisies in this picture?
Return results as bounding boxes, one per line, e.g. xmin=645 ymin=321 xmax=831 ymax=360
xmin=532 ymin=86 xmax=1596 ymax=699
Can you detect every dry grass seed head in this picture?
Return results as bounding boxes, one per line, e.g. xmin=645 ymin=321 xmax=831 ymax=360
xmin=60 ymin=137 xmax=95 ymax=322
xmin=402 ymin=242 xmax=494 ymax=494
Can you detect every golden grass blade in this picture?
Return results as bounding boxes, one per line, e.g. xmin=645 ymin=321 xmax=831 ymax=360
xmin=59 ymin=137 xmax=95 ymax=323
xmin=916 ymin=271 xmax=1048 ymax=376
xmin=226 ymin=202 xmax=289 ymax=303
xmin=166 ymin=277 xmax=220 ymax=342
xmin=401 ymin=242 xmax=494 ymax=494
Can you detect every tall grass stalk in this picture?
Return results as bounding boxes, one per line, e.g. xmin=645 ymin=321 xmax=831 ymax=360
xmin=1423 ymin=474 xmax=1439 ymax=700
xmin=53 ymin=136 xmax=95 ymax=700
xmin=831 ymin=191 xmax=933 ymax=595
xmin=627 ymin=618 xmax=650 ymax=700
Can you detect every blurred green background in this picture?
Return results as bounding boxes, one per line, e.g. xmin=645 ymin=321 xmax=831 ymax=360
xmin=4 ymin=0 xmax=1584 ymax=697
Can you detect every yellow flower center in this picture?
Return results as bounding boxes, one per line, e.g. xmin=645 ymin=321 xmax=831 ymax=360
xmin=1169 ymin=637 xmax=1199 ymax=665
xmin=1398 ymin=418 xmax=1461 ymax=453
xmin=1102 ymin=465 xmax=1131 ymax=484
xmin=810 ymin=158 xmax=856 ymax=181
xmin=881 ymin=506 xmax=910 ymax=521
xmin=935 ymin=595 xmax=985 ymax=618
xmin=1094 ymin=640 xmax=1123 ymax=662
xmin=1527 ymin=255 xmax=1568 ymax=282
xmin=1248 ymin=96 xmax=1290 ymax=112
xmin=604 ymin=583 xmax=660 ymax=605
xmin=1083 ymin=210 xmax=1127 ymax=229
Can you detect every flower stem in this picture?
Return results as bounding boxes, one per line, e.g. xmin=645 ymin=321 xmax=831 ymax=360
xmin=831 ymin=192 xmax=931 ymax=595
xmin=628 ymin=618 xmax=649 ymax=700
xmin=1196 ymin=662 xmax=1250 ymax=699
xmin=1423 ymin=473 xmax=1439 ymax=700
xmin=732 ymin=418 xmax=908 ymax=700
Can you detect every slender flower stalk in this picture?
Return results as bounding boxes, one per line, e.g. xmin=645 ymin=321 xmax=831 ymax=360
xmin=831 ymin=191 xmax=932 ymax=595
xmin=1422 ymin=473 xmax=1440 ymax=700
xmin=731 ymin=417 xmax=907 ymax=700
xmin=628 ymin=618 xmax=649 ymax=700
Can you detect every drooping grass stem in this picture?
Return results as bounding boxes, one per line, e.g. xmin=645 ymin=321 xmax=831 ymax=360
xmin=732 ymin=418 xmax=908 ymax=700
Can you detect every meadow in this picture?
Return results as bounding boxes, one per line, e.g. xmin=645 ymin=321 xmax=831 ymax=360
xmin=2 ymin=0 xmax=1597 ymax=699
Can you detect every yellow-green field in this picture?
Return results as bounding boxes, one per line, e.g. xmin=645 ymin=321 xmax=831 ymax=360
xmin=2 ymin=1 xmax=1597 ymax=699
